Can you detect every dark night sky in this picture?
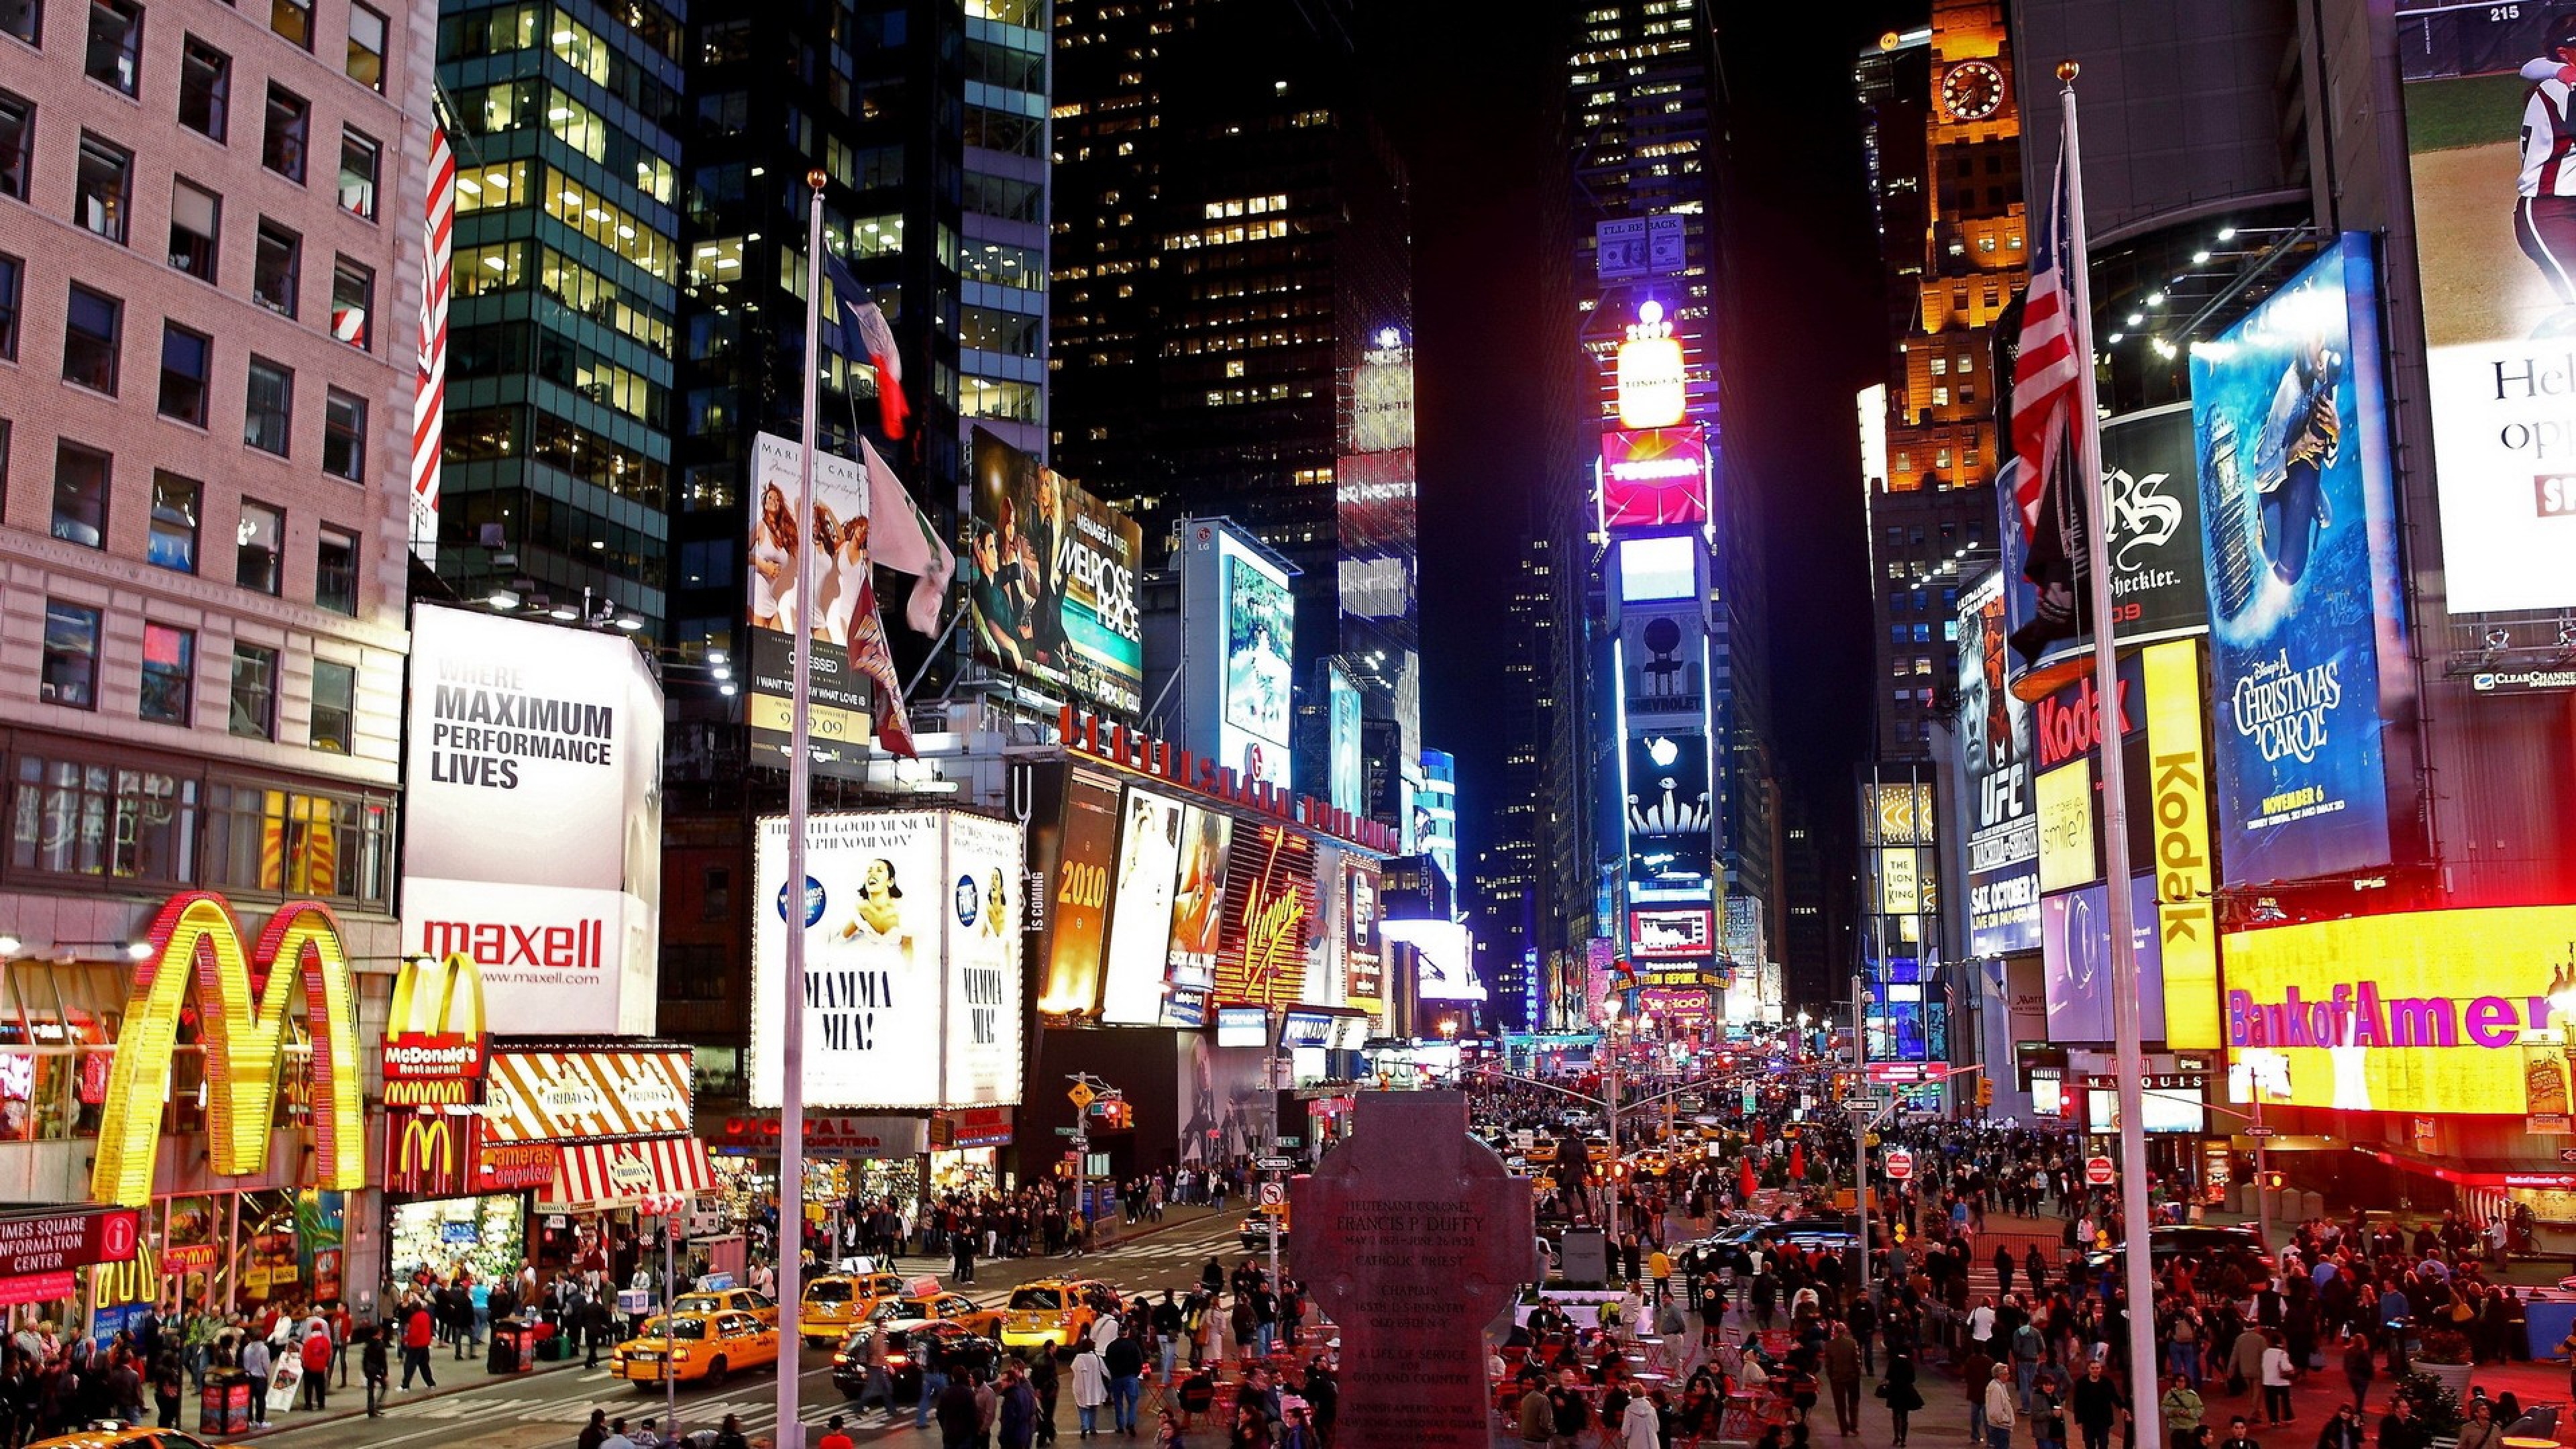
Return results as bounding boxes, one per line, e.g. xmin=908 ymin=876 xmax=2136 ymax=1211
xmin=1382 ymin=3 xmax=1915 ymax=912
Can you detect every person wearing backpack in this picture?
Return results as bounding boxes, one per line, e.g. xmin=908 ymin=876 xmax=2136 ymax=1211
xmin=2012 ymin=1318 xmax=2047 ymax=1411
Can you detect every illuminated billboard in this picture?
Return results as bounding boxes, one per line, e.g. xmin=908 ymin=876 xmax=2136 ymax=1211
xmin=1619 ymin=605 xmax=1704 ymax=716
xmin=2190 ymin=235 xmax=2404 ymax=884
xmin=1327 ymin=661 xmax=1364 ymax=817
xmin=2221 ymin=905 xmax=2576 ymax=1115
xmin=1336 ymin=334 xmax=1418 ymax=622
xmin=2039 ymin=875 xmax=2166 ymax=1042
xmin=402 ymin=604 xmax=663 ymax=1034
xmin=1099 ymin=787 xmax=1185 ymax=1026
xmin=1178 ymin=520 xmax=1296 ymax=794
xmin=1600 ymin=425 xmax=1709 ymax=529
xmin=966 ymin=427 xmax=1146 ymax=714
xmin=1956 ymin=571 xmax=2040 ymax=955
xmin=1616 ymin=535 xmax=1698 ymax=603
xmin=2398 ymin=17 xmax=2576 ymax=611
xmin=1629 ymin=907 xmax=1713 ymax=961
xmin=750 ymin=809 xmax=1026 ymax=1110
xmin=1215 ymin=824 xmax=1316 ymax=1010
xmin=1616 ymin=302 xmax=1687 ymax=428
xmin=2034 ymin=760 xmax=2094 ymax=894
xmin=2142 ymin=639 xmax=2220 ymax=1049
xmin=1164 ymin=805 xmax=1234 ymax=1024
xmin=1625 ymin=733 xmax=1713 ymax=894
xmin=1032 ymin=766 xmax=1120 ymax=1020
xmin=747 ymin=433 xmax=875 ymax=775
xmin=1344 ymin=860 xmax=1383 ymax=1001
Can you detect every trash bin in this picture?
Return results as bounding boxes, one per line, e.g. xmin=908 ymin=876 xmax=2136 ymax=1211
xmin=489 ymin=1317 xmax=537 ymax=1375
xmin=201 ymin=1370 xmax=252 ymax=1436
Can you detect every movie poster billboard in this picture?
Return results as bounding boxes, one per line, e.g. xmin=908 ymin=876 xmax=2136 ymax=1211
xmin=750 ymin=811 xmax=943 ymax=1108
xmin=1216 ymin=824 xmax=1316 ymax=1010
xmin=1327 ymin=661 xmax=1364 ymax=817
xmin=2398 ymin=9 xmax=2576 ymax=612
xmin=941 ymin=812 xmax=1025 ymax=1106
xmin=1034 ymin=766 xmax=1120 ymax=1020
xmin=1222 ymin=539 xmax=1296 ymax=791
xmin=2039 ymin=874 xmax=2167 ymax=1042
xmin=2190 ymin=235 xmax=2403 ymax=884
xmin=1163 ymin=805 xmax=1234 ymax=1024
xmin=966 ymin=427 xmax=1145 ymax=713
xmin=747 ymin=433 xmax=875 ymax=776
xmin=1098 ymin=788 xmax=1183 ymax=1026
xmin=1955 ymin=572 xmax=2041 ymax=955
xmin=402 ymin=605 xmax=665 ymax=1034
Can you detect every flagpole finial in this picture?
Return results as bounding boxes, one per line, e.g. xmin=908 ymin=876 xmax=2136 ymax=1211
xmin=2056 ymin=60 xmax=2080 ymax=83
xmin=807 ymin=167 xmax=828 ymax=191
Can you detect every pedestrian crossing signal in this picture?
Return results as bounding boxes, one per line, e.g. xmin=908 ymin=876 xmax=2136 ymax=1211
xmin=1976 ymin=1078 xmax=1994 ymax=1110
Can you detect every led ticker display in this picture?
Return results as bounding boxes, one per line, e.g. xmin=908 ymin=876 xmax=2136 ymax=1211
xmin=1214 ymin=1006 xmax=1270 ymax=1049
xmin=2222 ymin=906 xmax=2576 ymax=1116
xmin=1601 ymin=425 xmax=1709 ymax=529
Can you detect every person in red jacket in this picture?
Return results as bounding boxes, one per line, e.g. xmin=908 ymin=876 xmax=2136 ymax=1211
xmin=299 ymin=1324 xmax=333 ymax=1411
xmin=400 ymin=1299 xmax=437 ymax=1391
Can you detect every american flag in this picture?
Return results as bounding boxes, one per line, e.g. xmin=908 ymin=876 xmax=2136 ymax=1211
xmin=2010 ymin=129 xmax=2079 ymax=545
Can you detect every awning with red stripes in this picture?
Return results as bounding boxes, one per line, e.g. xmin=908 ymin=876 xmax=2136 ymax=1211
xmin=539 ymin=1136 xmax=716 ymax=1210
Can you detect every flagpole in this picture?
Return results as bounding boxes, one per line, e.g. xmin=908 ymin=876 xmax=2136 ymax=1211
xmin=2057 ymin=63 xmax=2160 ymax=1443
xmin=774 ymin=168 xmax=828 ymax=1449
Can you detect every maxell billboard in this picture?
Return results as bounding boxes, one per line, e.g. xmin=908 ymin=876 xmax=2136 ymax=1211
xmin=1956 ymin=570 xmax=2039 ymax=955
xmin=401 ymin=604 xmax=663 ymax=1034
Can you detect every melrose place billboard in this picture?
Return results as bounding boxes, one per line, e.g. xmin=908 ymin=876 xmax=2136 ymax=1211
xmin=2188 ymin=235 xmax=2410 ymax=886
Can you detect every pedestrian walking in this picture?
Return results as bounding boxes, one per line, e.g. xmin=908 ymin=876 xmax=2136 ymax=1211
xmin=1878 ymin=1349 xmax=1924 ymax=1446
xmin=1072 ymin=1341 xmax=1109 ymax=1439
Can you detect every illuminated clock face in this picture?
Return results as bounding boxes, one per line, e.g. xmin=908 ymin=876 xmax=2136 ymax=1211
xmin=1943 ymin=60 xmax=2006 ymax=121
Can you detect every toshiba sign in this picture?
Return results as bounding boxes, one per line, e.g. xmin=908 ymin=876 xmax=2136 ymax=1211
xmin=400 ymin=605 xmax=663 ymax=1034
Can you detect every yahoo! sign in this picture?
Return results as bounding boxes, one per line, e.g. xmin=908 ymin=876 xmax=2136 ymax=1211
xmin=2226 ymin=983 xmax=2551 ymax=1052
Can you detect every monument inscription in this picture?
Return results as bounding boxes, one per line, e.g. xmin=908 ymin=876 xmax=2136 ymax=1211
xmin=1289 ymin=1090 xmax=1538 ymax=1447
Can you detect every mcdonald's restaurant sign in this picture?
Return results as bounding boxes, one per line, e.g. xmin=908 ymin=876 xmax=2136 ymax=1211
xmin=382 ymin=953 xmax=489 ymax=1107
xmin=92 ymin=892 xmax=367 ymax=1210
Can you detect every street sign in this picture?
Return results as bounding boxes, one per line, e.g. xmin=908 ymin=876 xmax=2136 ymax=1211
xmin=2084 ymin=1156 xmax=2116 ymax=1187
xmin=1865 ymin=1061 xmax=1951 ymax=1084
xmin=1254 ymin=1156 xmax=1295 ymax=1172
xmin=1067 ymin=1082 xmax=1096 ymax=1111
xmin=1258 ymin=1183 xmax=1285 ymax=1207
xmin=1275 ymin=1136 xmax=1302 ymax=1148
xmin=1883 ymin=1148 xmax=1914 ymax=1182
xmin=0 ymin=1205 xmax=141 ymax=1280
xmin=1846 ymin=1096 xmax=1889 ymax=1114
xmin=1055 ymin=1126 xmax=1082 ymax=1137
xmin=2245 ymin=1126 xmax=2277 ymax=1138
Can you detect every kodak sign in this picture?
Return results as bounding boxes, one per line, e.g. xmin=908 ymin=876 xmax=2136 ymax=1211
xmin=93 ymin=892 xmax=367 ymax=1209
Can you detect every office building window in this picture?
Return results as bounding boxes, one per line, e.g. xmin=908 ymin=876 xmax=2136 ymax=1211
xmin=345 ymin=3 xmax=384 ymax=90
xmin=61 ymin=284 xmax=119 ymax=394
xmin=315 ymin=525 xmax=356 ymax=614
xmin=261 ymin=85 xmax=307 ymax=181
xmin=83 ymin=0 xmax=141 ymax=93
xmin=157 ymin=323 xmax=210 ymax=424
xmin=1 ymin=0 xmax=35 ymax=44
xmin=321 ymin=390 xmax=364 ymax=480
xmin=139 ymin=623 xmax=193 ymax=724
xmin=50 ymin=442 xmax=108 ymax=549
xmin=309 ymin=659 xmax=355 ymax=753
xmin=227 ymin=642 xmax=276 ymax=739
xmin=178 ymin=37 xmax=227 ymax=140
xmin=146 ymin=470 xmax=198 ymax=572
xmin=235 ymin=499 xmax=282 ymax=592
xmin=336 ymin=127 xmax=376 ymax=219
xmin=168 ymin=178 xmax=218 ymax=280
xmin=252 ymin=220 xmax=299 ymax=315
xmin=329 ymin=257 xmax=370 ymax=347
xmin=0 ymin=252 xmax=17 ymax=358
xmin=74 ymin=133 xmax=130 ymax=242
xmin=243 ymin=358 xmax=291 ymax=455
xmin=39 ymin=602 xmax=101 ymax=709
xmin=269 ymin=0 xmax=310 ymax=49
xmin=0 ymin=92 xmax=27 ymax=201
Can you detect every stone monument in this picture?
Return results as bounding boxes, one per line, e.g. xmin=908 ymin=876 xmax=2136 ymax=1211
xmin=1289 ymin=1089 xmax=1538 ymax=1447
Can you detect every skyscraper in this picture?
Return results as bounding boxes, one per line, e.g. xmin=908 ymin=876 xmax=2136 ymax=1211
xmin=435 ymin=0 xmax=685 ymax=631
xmin=1566 ymin=0 xmax=1776 ymax=1006
xmin=1051 ymin=0 xmax=1415 ymax=818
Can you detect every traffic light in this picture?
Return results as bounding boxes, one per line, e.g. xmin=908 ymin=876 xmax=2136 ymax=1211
xmin=1976 ymin=1078 xmax=1994 ymax=1111
xmin=2260 ymin=1170 xmax=2286 ymax=1190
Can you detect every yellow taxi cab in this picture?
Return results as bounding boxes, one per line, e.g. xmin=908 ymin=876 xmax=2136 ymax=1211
xmin=1524 ymin=1140 xmax=1560 ymax=1165
xmin=1585 ymin=1136 xmax=1614 ymax=1163
xmin=799 ymin=1271 xmax=906 ymax=1346
xmin=610 ymin=1309 xmax=780 ymax=1387
xmin=670 ymin=1285 xmax=780 ymax=1326
xmin=868 ymin=1289 xmax=1004 ymax=1338
xmin=999 ymin=1278 xmax=1117 ymax=1351
xmin=29 ymin=1430 xmax=219 ymax=1449
xmin=1630 ymin=1147 xmax=1672 ymax=1177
